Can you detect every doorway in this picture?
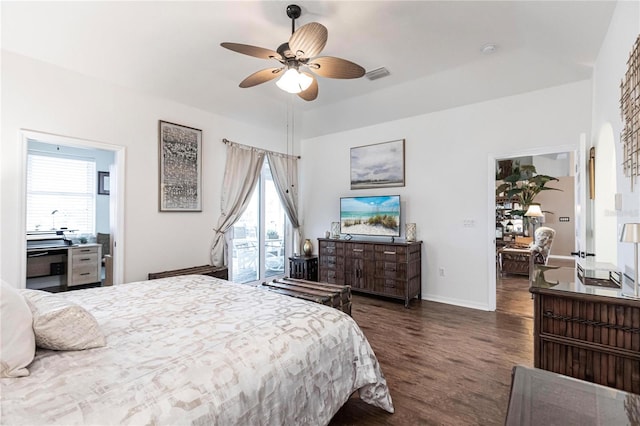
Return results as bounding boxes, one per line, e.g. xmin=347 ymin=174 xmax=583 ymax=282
xmin=19 ymin=130 xmax=125 ymax=288
xmin=487 ymin=143 xmax=576 ymax=312
xmin=227 ymin=158 xmax=290 ymax=284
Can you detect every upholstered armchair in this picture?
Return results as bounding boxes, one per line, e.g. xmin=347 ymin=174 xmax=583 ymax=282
xmin=498 ymin=227 xmax=556 ymax=277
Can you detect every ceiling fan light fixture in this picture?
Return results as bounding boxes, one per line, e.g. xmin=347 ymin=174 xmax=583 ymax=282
xmin=276 ymin=68 xmax=313 ymax=94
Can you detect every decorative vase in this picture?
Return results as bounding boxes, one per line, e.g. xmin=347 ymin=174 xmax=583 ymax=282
xmin=331 ymin=222 xmax=340 ymax=239
xmin=303 ymin=239 xmax=313 ymax=256
xmin=406 ymin=223 xmax=416 ymax=242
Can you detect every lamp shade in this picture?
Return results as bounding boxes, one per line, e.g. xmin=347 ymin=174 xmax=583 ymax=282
xmin=525 ymin=204 xmax=544 ymax=217
xmin=620 ymin=223 xmax=640 ymax=243
xmin=276 ymin=69 xmax=313 ymax=94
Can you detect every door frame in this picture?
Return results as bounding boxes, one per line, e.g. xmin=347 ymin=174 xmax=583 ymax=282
xmin=19 ymin=129 xmax=126 ymax=287
xmin=487 ymin=143 xmax=576 ymax=311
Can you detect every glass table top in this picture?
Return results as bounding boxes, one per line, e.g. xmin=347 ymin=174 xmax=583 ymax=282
xmin=506 ymin=366 xmax=640 ymax=426
xmin=530 ymin=264 xmax=637 ymax=301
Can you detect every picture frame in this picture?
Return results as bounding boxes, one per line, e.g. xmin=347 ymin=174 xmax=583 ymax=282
xmin=158 ymin=120 xmax=202 ymax=212
xmin=350 ymin=139 xmax=405 ymax=189
xmin=97 ymin=171 xmax=110 ymax=195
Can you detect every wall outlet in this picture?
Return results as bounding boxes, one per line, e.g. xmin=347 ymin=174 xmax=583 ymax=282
xmin=439 ymin=267 xmax=445 ymax=277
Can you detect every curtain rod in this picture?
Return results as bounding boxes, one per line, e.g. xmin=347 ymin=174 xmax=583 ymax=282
xmin=222 ymin=138 xmax=300 ymax=159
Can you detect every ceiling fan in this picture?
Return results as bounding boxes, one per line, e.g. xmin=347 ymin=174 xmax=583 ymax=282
xmin=220 ymin=4 xmax=365 ymax=101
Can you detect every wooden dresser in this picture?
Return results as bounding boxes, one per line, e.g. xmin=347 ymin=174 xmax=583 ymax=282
xmin=318 ymin=238 xmax=422 ymax=307
xmin=529 ymin=265 xmax=640 ymax=393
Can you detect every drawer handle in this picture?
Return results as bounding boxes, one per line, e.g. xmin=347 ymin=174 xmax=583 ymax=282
xmin=79 ymin=249 xmax=91 ymax=252
xmin=353 ymin=248 xmax=363 ymax=252
xmin=384 ymin=251 xmax=396 ymax=255
xmin=80 ymin=258 xmax=91 ymax=261
xmin=80 ymin=272 xmax=90 ymax=276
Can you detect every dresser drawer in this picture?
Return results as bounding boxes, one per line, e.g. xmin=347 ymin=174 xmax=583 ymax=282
xmin=373 ymin=278 xmax=405 ymax=297
xmin=72 ymin=246 xmax=99 ymax=256
xmin=71 ymin=266 xmax=99 ymax=285
xmin=374 ymin=245 xmax=407 ymax=262
xmin=72 ymin=252 xmax=99 ymax=265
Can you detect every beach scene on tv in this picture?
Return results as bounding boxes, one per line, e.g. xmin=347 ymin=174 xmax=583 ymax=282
xmin=340 ymin=196 xmax=400 ymax=236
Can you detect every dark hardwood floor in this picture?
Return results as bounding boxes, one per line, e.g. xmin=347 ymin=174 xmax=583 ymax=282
xmin=330 ymin=258 xmax=575 ymax=425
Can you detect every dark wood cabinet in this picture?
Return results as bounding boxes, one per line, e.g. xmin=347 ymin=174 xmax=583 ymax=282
xmin=318 ymin=238 xmax=422 ymax=307
xmin=530 ymin=266 xmax=640 ymax=393
xmin=288 ymin=255 xmax=318 ymax=281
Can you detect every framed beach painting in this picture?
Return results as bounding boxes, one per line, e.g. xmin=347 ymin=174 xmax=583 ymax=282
xmin=350 ymin=139 xmax=405 ymax=189
xmin=158 ymin=120 xmax=202 ymax=212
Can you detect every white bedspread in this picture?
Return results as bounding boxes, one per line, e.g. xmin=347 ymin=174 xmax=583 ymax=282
xmin=1 ymin=275 xmax=393 ymax=425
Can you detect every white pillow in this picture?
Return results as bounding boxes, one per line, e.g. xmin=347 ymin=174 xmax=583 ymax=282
xmin=20 ymin=289 xmax=105 ymax=351
xmin=1 ymin=281 xmax=36 ymax=377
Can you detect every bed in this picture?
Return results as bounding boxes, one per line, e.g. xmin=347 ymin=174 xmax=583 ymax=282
xmin=0 ymin=275 xmax=393 ymax=425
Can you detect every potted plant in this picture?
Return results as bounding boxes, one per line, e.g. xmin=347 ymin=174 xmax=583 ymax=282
xmin=496 ymin=163 xmax=561 ymax=218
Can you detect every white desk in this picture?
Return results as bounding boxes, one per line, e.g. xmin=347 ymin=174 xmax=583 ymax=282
xmin=27 ymin=243 xmax=102 ymax=288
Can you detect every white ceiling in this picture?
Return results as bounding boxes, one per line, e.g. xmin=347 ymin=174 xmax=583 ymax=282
xmin=1 ymin=1 xmax=617 ymax=138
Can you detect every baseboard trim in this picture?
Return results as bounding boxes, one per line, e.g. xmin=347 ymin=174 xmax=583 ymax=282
xmin=548 ymin=255 xmax=575 ymax=260
xmin=420 ymin=294 xmax=491 ymax=312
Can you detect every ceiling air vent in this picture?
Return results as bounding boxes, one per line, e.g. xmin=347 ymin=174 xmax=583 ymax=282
xmin=365 ymin=67 xmax=390 ymax=81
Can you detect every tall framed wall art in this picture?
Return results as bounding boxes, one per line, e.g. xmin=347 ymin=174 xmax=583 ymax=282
xmin=158 ymin=120 xmax=202 ymax=211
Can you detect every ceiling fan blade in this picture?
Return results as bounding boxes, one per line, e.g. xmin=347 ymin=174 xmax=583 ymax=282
xmin=289 ymin=22 xmax=327 ymax=59
xmin=221 ymin=42 xmax=280 ymax=60
xmin=298 ymin=73 xmax=318 ymax=101
xmin=307 ymin=56 xmax=365 ymax=79
xmin=239 ymin=67 xmax=284 ymax=88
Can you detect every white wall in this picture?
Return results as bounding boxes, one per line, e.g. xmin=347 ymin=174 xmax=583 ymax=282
xmin=300 ymin=80 xmax=592 ymax=310
xmin=591 ymin=1 xmax=640 ymax=276
xmin=535 ymin=176 xmax=576 ymax=257
xmin=1 ymin=51 xmax=290 ymax=287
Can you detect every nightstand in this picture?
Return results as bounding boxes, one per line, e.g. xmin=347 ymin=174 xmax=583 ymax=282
xmin=288 ymin=255 xmax=318 ymax=282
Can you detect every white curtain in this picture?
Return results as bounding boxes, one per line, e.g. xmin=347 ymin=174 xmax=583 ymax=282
xmin=266 ymin=152 xmax=301 ymax=251
xmin=210 ymin=143 xmax=265 ymax=267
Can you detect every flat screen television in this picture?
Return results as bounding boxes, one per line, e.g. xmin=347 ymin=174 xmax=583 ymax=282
xmin=340 ymin=195 xmax=401 ymax=237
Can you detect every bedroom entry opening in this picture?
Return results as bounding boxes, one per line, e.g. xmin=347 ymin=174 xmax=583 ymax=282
xmin=228 ymin=159 xmax=289 ymax=284
xmin=21 ymin=130 xmax=125 ymax=290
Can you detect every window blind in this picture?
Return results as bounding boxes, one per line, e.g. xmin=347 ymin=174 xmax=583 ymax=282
xmin=26 ymin=153 xmax=96 ymax=234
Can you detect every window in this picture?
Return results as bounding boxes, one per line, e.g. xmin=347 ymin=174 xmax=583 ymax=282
xmin=229 ymin=159 xmax=288 ymax=284
xmin=26 ymin=152 xmax=96 ymax=234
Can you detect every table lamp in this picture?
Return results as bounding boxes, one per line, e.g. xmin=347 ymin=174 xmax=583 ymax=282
xmin=620 ymin=223 xmax=640 ymax=299
xmin=525 ymin=203 xmax=544 ymax=235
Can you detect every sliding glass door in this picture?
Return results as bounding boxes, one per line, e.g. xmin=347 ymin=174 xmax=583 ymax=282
xmin=229 ymin=159 xmax=288 ymax=284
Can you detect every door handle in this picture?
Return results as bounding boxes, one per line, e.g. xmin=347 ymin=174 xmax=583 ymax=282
xmin=586 ymin=253 xmax=596 ymax=257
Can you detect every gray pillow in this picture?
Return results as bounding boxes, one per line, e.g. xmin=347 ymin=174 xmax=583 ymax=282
xmin=20 ymin=290 xmax=105 ymax=351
